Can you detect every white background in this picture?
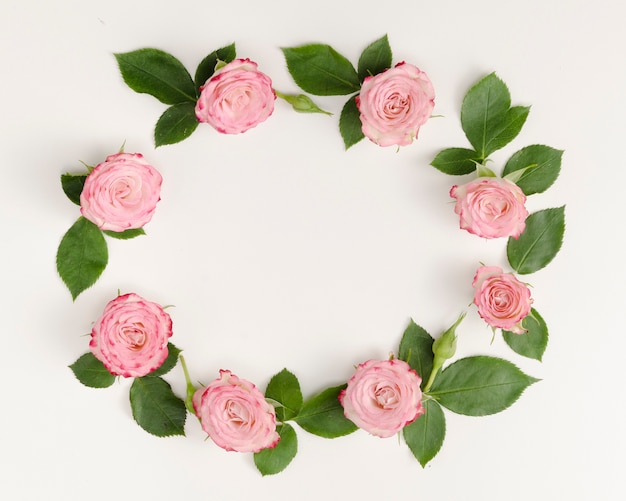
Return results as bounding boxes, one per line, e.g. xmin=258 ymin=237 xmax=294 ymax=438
xmin=1 ymin=0 xmax=624 ymax=499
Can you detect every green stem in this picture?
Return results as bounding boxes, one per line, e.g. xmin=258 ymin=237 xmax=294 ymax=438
xmin=179 ymin=354 xmax=197 ymax=415
xmin=423 ymin=362 xmax=442 ymax=393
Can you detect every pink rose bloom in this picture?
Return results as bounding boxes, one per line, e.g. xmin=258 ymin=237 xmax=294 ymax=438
xmin=193 ymin=370 xmax=280 ymax=453
xmin=195 ymin=58 xmax=276 ymax=134
xmin=89 ymin=293 xmax=172 ymax=377
xmin=472 ymin=265 xmax=533 ymax=334
xmin=356 ymin=62 xmax=435 ymax=147
xmin=450 ymin=177 xmax=528 ymax=239
xmin=339 ymin=359 xmax=424 ymax=438
xmin=80 ymin=152 xmax=162 ymax=232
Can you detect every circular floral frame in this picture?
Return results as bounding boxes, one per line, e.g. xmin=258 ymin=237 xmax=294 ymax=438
xmin=59 ymin=35 xmax=565 ymax=476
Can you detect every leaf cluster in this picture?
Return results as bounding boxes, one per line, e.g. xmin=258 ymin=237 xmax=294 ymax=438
xmin=258 ymin=315 xmax=539 ymax=473
xmin=56 ymin=173 xmax=145 ymax=300
xmin=115 ymin=44 xmax=236 ymax=146
xmin=282 ymin=35 xmax=393 ymax=149
xmin=397 ymin=320 xmax=538 ymax=466
xmin=70 ymin=343 xmax=186 ymax=437
xmin=430 ymin=73 xmax=565 ymax=356
xmin=254 ymin=369 xmax=356 ymax=475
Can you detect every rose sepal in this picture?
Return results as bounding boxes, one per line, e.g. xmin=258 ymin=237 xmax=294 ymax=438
xmin=476 ymin=164 xmax=497 ymax=178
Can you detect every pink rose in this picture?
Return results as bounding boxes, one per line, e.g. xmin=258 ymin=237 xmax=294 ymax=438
xmin=450 ymin=177 xmax=528 ymax=239
xmin=80 ymin=152 xmax=162 ymax=232
xmin=339 ymin=359 xmax=424 ymax=438
xmin=472 ymin=265 xmax=533 ymax=334
xmin=193 ymin=370 xmax=280 ymax=453
xmin=89 ymin=293 xmax=172 ymax=377
xmin=195 ymin=58 xmax=276 ymax=134
xmin=356 ymin=62 xmax=435 ymax=147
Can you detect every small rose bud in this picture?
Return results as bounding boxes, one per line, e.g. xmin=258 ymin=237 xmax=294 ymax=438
xmin=424 ymin=312 xmax=466 ymax=392
xmin=432 ymin=312 xmax=466 ymax=361
xmin=275 ymin=91 xmax=332 ymax=115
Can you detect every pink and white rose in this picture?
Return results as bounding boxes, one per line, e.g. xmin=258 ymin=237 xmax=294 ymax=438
xmin=472 ymin=265 xmax=533 ymax=334
xmin=356 ymin=62 xmax=435 ymax=147
xmin=195 ymin=58 xmax=276 ymax=134
xmin=80 ymin=152 xmax=162 ymax=232
xmin=450 ymin=177 xmax=528 ymax=239
xmin=193 ymin=370 xmax=280 ymax=453
xmin=339 ymin=359 xmax=424 ymax=438
xmin=89 ymin=293 xmax=172 ymax=377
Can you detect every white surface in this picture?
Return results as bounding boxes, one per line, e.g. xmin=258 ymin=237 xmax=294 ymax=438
xmin=1 ymin=0 xmax=624 ymax=499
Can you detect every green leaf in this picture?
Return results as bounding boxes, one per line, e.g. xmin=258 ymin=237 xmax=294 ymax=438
xmin=114 ymin=48 xmax=197 ymax=105
xmin=430 ymin=148 xmax=479 ymax=175
xmin=461 ymin=73 xmax=528 ymax=159
xmin=502 ymin=145 xmax=564 ymax=195
xmin=147 ymin=343 xmax=181 ymax=378
xmin=485 ymin=105 xmax=530 ymax=157
xmin=130 ymin=376 xmax=186 ymax=437
xmin=507 ymin=206 xmax=566 ymax=274
xmin=339 ymin=95 xmax=364 ymax=149
xmin=265 ymin=369 xmax=303 ymax=422
xmin=61 ymin=174 xmax=86 ymax=205
xmin=254 ymin=423 xmax=298 ymax=476
xmin=294 ymin=385 xmax=357 ymax=438
xmin=357 ymin=34 xmax=392 ymax=82
xmin=194 ymin=43 xmax=237 ymax=90
xmin=69 ymin=352 xmax=115 ymax=388
xmin=503 ymin=308 xmax=549 ymax=361
xmin=154 ymin=102 xmax=199 ymax=147
xmin=56 ymin=217 xmax=108 ymax=300
xmin=398 ymin=320 xmax=435 ymax=390
xmin=281 ymin=44 xmax=360 ymax=96
xmin=103 ymin=228 xmax=146 ymax=240
xmin=429 ymin=356 xmax=539 ymax=416
xmin=403 ymin=399 xmax=446 ymax=467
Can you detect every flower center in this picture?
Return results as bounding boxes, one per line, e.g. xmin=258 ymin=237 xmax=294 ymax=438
xmin=226 ymin=400 xmax=251 ymax=426
xmin=374 ymin=384 xmax=400 ymax=409
xmin=119 ymin=324 xmax=147 ymax=349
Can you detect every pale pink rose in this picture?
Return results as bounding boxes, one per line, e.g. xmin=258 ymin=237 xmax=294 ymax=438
xmin=472 ymin=265 xmax=533 ymax=334
xmin=193 ymin=370 xmax=280 ymax=453
xmin=80 ymin=152 xmax=162 ymax=232
xmin=355 ymin=62 xmax=435 ymax=147
xmin=339 ymin=359 xmax=424 ymax=438
xmin=450 ymin=177 xmax=528 ymax=239
xmin=195 ymin=58 xmax=276 ymax=134
xmin=89 ymin=293 xmax=172 ymax=377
